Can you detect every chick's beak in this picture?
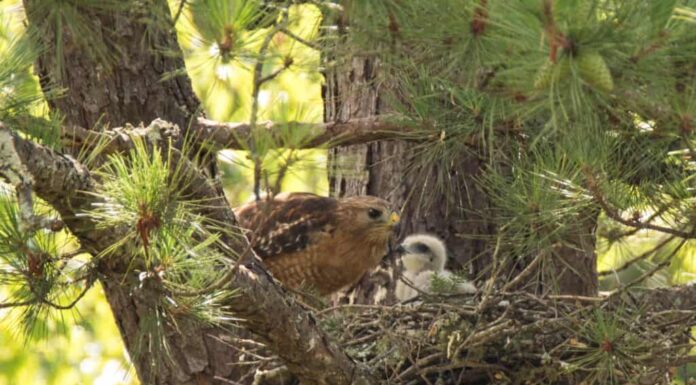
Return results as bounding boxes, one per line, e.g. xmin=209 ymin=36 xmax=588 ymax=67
xmin=395 ymin=244 xmax=406 ymax=254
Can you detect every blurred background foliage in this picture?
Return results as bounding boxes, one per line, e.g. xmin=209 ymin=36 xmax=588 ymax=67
xmin=0 ymin=0 xmax=695 ymax=384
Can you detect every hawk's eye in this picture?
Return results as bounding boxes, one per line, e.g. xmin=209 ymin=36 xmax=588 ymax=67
xmin=368 ymin=208 xmax=382 ymax=219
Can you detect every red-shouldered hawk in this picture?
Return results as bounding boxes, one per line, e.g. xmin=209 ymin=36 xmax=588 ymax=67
xmin=395 ymin=234 xmax=476 ymax=301
xmin=233 ymin=192 xmax=400 ymax=295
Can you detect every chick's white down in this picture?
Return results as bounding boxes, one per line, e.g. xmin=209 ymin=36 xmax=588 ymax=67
xmin=395 ymin=234 xmax=476 ymax=301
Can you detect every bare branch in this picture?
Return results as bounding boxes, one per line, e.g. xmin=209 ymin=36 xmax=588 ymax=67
xmin=609 ymin=238 xmax=688 ymax=299
xmin=583 ymin=168 xmax=696 ymax=239
xmin=258 ymin=57 xmax=293 ymax=85
xmin=193 ymin=116 xmax=421 ymax=150
xmin=281 ymin=28 xmax=320 ymax=50
xmin=38 ymin=281 xmax=94 ymax=310
xmin=598 ymin=235 xmax=675 ymax=277
xmin=61 ymin=120 xmax=181 ymax=156
xmin=61 ymin=116 xmax=513 ymax=154
xmin=251 ymin=11 xmax=290 ymax=128
xmin=0 ymin=299 xmax=35 ymax=309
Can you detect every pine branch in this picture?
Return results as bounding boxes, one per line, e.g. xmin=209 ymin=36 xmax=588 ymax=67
xmin=583 ymin=169 xmax=696 ymax=239
xmin=0 ymin=299 xmax=35 ymax=309
xmin=598 ymin=235 xmax=675 ymax=278
xmin=0 ymin=120 xmax=374 ymax=385
xmin=280 ymin=27 xmax=319 ymax=50
xmin=193 ymin=116 xmax=421 ymax=149
xmin=541 ymin=0 xmax=570 ymax=63
xmin=608 ymin=238 xmax=688 ymax=299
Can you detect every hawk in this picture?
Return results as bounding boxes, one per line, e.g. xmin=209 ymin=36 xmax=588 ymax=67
xmin=233 ymin=192 xmax=400 ymax=295
xmin=395 ymin=234 xmax=476 ymax=301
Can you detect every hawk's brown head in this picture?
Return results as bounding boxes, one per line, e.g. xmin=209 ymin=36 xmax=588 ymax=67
xmin=234 ymin=193 xmax=400 ymax=295
xmin=335 ymin=195 xmax=400 ymax=242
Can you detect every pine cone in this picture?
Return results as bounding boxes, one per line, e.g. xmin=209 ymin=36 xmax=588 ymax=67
xmin=577 ymin=50 xmax=614 ymax=92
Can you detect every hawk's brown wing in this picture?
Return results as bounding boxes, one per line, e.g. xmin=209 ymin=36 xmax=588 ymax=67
xmin=233 ymin=193 xmax=338 ymax=259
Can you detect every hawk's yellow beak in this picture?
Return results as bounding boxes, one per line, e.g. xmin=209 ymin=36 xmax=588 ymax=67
xmin=390 ymin=212 xmax=400 ymax=225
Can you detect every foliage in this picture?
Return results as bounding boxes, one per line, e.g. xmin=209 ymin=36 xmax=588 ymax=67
xmin=173 ymin=0 xmax=327 ymax=204
xmin=2 ymin=0 xmax=696 ymax=384
xmin=0 ymin=0 xmax=326 ymax=382
xmin=330 ymin=0 xmax=696 ymax=290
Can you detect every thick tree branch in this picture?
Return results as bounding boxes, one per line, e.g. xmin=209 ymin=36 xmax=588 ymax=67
xmin=230 ymin=263 xmax=373 ymax=385
xmin=0 ymin=121 xmax=373 ymax=385
xmin=60 ymin=116 xmax=422 ymax=153
xmin=0 ymin=123 xmax=119 ymax=254
xmin=193 ymin=116 xmax=422 ymax=150
xmin=61 ymin=116 xmax=521 ymax=153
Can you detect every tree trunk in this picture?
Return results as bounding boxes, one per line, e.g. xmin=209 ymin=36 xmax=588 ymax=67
xmin=21 ymin=2 xmax=241 ymax=384
xmin=24 ymin=0 xmax=198 ymax=130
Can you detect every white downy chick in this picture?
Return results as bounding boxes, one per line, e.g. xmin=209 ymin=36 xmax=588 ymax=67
xmin=395 ymin=234 xmax=476 ymax=302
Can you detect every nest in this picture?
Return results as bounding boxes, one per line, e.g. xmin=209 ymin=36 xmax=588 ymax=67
xmin=231 ymin=290 xmax=695 ymax=385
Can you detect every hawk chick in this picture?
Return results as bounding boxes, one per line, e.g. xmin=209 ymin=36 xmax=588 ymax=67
xmin=395 ymin=234 xmax=476 ymax=301
xmin=234 ymin=192 xmax=399 ymax=295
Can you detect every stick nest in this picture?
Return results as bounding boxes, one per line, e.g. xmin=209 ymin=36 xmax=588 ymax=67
xmin=235 ymin=290 xmax=696 ymax=385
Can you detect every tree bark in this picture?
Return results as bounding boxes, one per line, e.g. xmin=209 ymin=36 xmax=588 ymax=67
xmin=23 ymin=0 xmax=199 ymax=130
xmin=19 ymin=2 xmax=236 ymax=382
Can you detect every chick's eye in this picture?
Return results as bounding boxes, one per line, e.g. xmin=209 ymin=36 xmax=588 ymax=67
xmin=368 ymin=208 xmax=382 ymax=219
xmin=414 ymin=243 xmax=429 ymax=253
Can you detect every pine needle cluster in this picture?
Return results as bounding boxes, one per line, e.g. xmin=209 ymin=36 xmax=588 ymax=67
xmin=326 ymin=0 xmax=696 ymax=281
xmin=85 ymin=135 xmax=239 ymax=366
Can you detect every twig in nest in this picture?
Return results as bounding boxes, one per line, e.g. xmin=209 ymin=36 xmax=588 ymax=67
xmin=477 ymin=232 xmax=505 ymax=312
xmin=501 ymin=249 xmax=547 ymax=293
xmin=252 ymin=366 xmax=292 ymax=385
xmin=453 ymin=318 xmax=514 ymax=358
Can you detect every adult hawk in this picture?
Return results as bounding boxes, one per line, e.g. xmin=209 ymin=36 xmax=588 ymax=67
xmin=233 ymin=192 xmax=400 ymax=295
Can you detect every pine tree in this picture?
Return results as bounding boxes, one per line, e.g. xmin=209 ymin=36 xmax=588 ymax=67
xmin=1 ymin=1 xmax=696 ymax=384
